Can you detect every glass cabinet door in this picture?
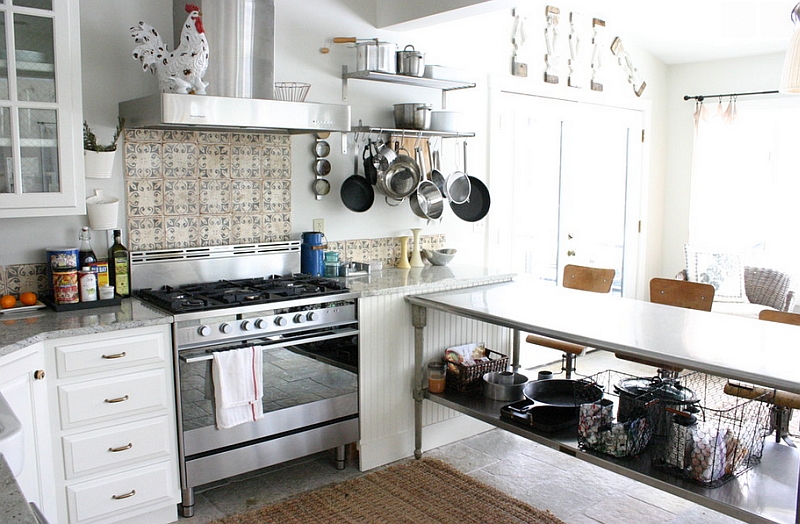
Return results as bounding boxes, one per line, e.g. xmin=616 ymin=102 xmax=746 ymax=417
xmin=0 ymin=0 xmax=83 ymax=217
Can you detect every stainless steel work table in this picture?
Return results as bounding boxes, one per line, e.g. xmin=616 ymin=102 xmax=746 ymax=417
xmin=407 ymin=281 xmax=800 ymax=524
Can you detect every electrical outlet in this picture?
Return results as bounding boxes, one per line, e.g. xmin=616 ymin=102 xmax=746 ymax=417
xmin=313 ymin=218 xmax=324 ymax=233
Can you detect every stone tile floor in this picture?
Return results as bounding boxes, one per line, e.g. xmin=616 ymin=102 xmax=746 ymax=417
xmin=172 ymin=350 xmax=780 ymax=523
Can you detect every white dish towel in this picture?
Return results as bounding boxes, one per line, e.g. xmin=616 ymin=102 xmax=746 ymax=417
xmin=211 ymin=346 xmax=264 ymax=429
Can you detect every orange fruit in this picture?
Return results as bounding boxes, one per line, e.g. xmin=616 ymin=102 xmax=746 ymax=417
xmin=0 ymin=295 xmax=16 ymax=309
xmin=19 ymin=292 xmax=37 ymax=306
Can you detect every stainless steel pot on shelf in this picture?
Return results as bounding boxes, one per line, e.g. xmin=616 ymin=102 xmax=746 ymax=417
xmin=393 ymin=103 xmax=432 ymax=130
xmin=396 ymin=45 xmax=425 ymax=77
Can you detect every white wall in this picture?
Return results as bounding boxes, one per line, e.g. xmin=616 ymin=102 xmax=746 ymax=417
xmin=661 ymin=52 xmax=786 ymax=275
xmin=0 ymin=0 xmax=674 ymax=287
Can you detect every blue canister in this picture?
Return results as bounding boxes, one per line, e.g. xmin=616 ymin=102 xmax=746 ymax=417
xmin=300 ymin=231 xmax=327 ymax=276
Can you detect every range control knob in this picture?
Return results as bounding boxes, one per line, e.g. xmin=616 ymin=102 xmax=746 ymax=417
xmin=254 ymin=318 xmax=267 ymax=329
xmin=274 ymin=316 xmax=287 ymax=327
xmin=198 ymin=325 xmax=211 ymax=337
xmin=220 ymin=323 xmax=233 ymax=334
xmin=306 ymin=311 xmax=318 ymax=322
xmin=293 ymin=313 xmax=307 ymax=324
xmin=241 ymin=320 xmax=252 ymax=331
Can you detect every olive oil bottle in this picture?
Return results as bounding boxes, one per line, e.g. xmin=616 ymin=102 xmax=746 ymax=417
xmin=108 ymin=229 xmax=131 ymax=297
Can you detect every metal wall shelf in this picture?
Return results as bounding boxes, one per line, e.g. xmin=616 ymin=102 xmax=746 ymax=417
xmin=352 ymin=125 xmax=474 ymax=140
xmin=341 ymin=66 xmax=476 ymax=104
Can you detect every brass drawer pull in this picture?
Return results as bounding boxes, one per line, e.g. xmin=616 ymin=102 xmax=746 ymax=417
xmin=108 ymin=442 xmax=133 ymax=453
xmin=111 ymin=489 xmax=136 ymax=500
xmin=104 ymin=395 xmax=129 ymax=404
xmin=102 ymin=351 xmax=127 ymax=359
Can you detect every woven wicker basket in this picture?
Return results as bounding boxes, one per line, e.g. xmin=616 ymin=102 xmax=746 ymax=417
xmin=445 ymin=349 xmax=509 ymax=393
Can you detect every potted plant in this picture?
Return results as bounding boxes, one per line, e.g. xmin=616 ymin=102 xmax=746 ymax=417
xmin=83 ymin=117 xmax=124 ymax=178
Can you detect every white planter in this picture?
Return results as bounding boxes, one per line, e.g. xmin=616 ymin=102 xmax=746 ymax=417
xmin=84 ymin=150 xmax=116 ymax=179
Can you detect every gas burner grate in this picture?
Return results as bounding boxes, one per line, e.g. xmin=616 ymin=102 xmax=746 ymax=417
xmin=135 ymin=275 xmax=349 ymax=314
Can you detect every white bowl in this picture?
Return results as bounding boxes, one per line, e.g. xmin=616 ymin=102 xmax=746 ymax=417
xmin=422 ymin=248 xmax=457 ymax=266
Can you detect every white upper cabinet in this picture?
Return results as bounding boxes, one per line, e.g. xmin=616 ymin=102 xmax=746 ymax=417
xmin=0 ymin=0 xmax=84 ymax=217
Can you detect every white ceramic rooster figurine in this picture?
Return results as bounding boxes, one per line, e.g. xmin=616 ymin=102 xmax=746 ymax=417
xmin=131 ymin=3 xmax=209 ymax=95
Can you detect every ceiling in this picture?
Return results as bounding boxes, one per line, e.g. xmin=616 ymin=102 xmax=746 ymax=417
xmin=379 ymin=0 xmax=799 ymax=65
xmin=594 ymin=0 xmax=797 ymax=64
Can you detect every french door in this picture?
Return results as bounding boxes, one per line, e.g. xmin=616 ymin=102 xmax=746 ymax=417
xmin=489 ymin=91 xmax=644 ymax=297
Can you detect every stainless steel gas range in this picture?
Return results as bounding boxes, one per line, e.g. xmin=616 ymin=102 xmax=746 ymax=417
xmin=131 ymin=241 xmax=359 ymax=518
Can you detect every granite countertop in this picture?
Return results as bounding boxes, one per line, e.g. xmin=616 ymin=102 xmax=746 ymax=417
xmin=0 ymin=456 xmax=36 ymax=523
xmin=0 ymin=298 xmax=172 ymax=359
xmin=342 ymin=264 xmax=515 ymax=297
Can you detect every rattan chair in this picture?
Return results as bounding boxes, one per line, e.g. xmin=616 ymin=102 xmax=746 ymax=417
xmin=525 ymin=264 xmax=615 ymax=379
xmin=677 ymin=266 xmax=795 ymax=312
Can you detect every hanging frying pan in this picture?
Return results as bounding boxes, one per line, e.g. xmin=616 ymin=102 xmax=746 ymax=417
xmin=450 ymin=176 xmax=490 ymax=222
xmin=341 ymin=145 xmax=374 ymax=212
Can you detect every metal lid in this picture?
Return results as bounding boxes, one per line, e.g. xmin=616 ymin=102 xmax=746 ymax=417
xmin=614 ymin=377 xmax=698 ymax=404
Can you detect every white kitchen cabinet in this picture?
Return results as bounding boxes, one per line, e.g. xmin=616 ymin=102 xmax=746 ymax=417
xmin=0 ymin=342 xmax=57 ymax=521
xmin=0 ymin=0 xmax=85 ymax=217
xmin=45 ymin=325 xmax=179 ymax=524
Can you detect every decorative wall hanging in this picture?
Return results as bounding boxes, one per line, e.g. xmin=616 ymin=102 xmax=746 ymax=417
xmin=511 ymin=8 xmax=528 ymax=77
xmin=567 ymin=12 xmax=587 ymax=88
xmin=590 ymin=18 xmax=606 ymax=92
xmin=543 ymin=5 xmax=561 ymax=84
xmin=131 ymin=3 xmax=210 ymax=94
xmin=610 ymin=36 xmax=646 ymax=97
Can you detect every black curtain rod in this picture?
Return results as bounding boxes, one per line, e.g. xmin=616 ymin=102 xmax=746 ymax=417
xmin=683 ymin=90 xmax=779 ymax=101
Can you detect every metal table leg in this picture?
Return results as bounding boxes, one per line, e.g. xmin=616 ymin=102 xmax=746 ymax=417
xmin=411 ymin=304 xmax=427 ymax=459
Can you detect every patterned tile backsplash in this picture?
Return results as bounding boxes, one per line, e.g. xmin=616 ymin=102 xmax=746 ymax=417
xmin=0 ymin=128 xmax=445 ymax=297
xmin=124 ymin=129 xmax=292 ymax=251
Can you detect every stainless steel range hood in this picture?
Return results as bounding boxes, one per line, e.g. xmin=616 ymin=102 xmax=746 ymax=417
xmin=119 ymin=0 xmax=350 ymax=134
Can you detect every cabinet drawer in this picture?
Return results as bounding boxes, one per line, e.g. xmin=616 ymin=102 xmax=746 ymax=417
xmin=66 ymin=462 xmax=176 ymax=523
xmin=62 ymin=416 xmax=173 ymax=479
xmin=54 ymin=331 xmax=168 ymax=378
xmin=58 ymin=369 xmax=168 ymax=429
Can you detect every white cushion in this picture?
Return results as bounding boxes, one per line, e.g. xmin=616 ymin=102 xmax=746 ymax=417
xmin=711 ymin=302 xmax=773 ymax=319
xmin=684 ymin=244 xmax=748 ymax=303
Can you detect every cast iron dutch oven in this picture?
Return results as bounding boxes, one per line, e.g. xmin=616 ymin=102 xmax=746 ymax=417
xmin=614 ymin=376 xmax=699 ymax=423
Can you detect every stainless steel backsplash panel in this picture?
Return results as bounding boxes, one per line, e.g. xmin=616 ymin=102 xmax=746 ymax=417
xmin=130 ymin=241 xmax=301 ymax=290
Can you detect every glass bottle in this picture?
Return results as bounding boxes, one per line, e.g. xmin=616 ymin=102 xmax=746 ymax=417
xmin=108 ymin=229 xmax=130 ymax=297
xmin=78 ymin=226 xmax=97 ymax=268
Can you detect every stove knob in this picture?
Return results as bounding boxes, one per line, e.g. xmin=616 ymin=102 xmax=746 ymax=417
xmin=197 ymin=325 xmax=211 ymax=337
xmin=220 ymin=322 xmax=233 ymax=334
xmin=274 ymin=316 xmax=287 ymax=327
xmin=306 ymin=311 xmax=318 ymax=322
xmin=293 ymin=313 xmax=307 ymax=324
xmin=254 ymin=318 xmax=267 ymax=329
xmin=241 ymin=320 xmax=252 ymax=331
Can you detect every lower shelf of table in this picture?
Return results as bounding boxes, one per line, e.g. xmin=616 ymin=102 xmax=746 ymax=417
xmin=424 ymin=389 xmax=798 ymax=524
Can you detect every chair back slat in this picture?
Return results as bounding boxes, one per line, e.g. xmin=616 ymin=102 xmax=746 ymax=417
xmin=649 ymin=278 xmax=715 ymax=311
xmin=563 ymin=264 xmax=615 ymax=294
xmin=758 ymin=309 xmax=800 ymax=326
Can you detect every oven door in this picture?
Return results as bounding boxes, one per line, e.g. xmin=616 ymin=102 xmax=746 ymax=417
xmin=178 ymin=325 xmax=359 ymax=458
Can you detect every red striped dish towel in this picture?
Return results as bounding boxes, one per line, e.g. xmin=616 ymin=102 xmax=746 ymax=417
xmin=211 ymin=346 xmax=263 ymax=429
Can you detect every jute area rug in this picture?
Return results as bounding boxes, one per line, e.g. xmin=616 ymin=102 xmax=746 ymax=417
xmin=211 ymin=457 xmax=565 ymax=524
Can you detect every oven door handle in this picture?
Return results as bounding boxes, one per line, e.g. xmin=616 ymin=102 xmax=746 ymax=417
xmin=179 ymin=327 xmax=360 ymax=363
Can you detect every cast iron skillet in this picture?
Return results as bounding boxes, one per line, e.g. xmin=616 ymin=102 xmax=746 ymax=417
xmin=341 ymin=173 xmax=374 ymax=212
xmin=450 ymin=176 xmax=490 ymax=222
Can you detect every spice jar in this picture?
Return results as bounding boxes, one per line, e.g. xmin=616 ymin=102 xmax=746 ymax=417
xmin=427 ymin=360 xmax=447 ymax=393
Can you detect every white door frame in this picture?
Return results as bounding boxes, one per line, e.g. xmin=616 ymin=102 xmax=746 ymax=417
xmin=486 ymin=75 xmax=652 ymax=299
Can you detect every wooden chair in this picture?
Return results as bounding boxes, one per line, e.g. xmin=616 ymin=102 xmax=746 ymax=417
xmin=525 ymin=264 xmax=615 ymax=378
xmin=615 ymin=278 xmax=715 ymax=376
xmin=729 ymin=309 xmax=800 ymax=445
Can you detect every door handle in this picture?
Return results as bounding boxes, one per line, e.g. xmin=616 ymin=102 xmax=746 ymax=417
xmin=567 ymin=250 xmax=576 ymax=257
